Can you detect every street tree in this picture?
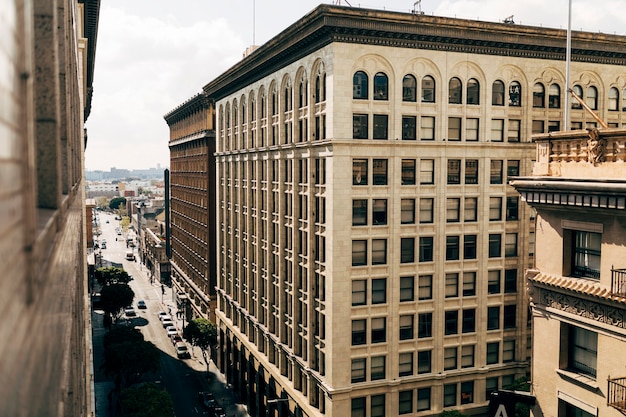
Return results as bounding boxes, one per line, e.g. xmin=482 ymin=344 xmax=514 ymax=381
xmin=103 ymin=326 xmax=144 ymax=348
xmin=100 ymin=283 xmax=134 ymax=322
xmin=102 ymin=335 xmax=160 ymax=390
xmin=96 ymin=196 xmax=108 ymax=210
xmin=95 ymin=266 xmax=131 ymax=287
xmin=119 ymin=383 xmax=174 ymax=417
xmin=120 ymin=216 xmax=131 ymax=233
xmin=183 ymin=317 xmax=217 ymax=371
xmin=109 ymin=197 xmax=126 ymax=211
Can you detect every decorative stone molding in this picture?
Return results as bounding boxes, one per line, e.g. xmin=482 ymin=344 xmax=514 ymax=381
xmin=539 ymin=288 xmax=626 ymax=329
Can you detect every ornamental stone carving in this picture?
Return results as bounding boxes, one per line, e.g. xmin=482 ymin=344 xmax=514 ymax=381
xmin=587 ymin=128 xmax=606 ymax=164
xmin=539 ymin=288 xmax=626 ymax=329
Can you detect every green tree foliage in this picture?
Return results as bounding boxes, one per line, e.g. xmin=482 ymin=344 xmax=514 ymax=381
xmin=120 ymin=216 xmax=131 ymax=233
xmin=120 ymin=383 xmax=174 ymax=417
xmin=95 ymin=266 xmax=131 ymax=287
xmin=183 ymin=318 xmax=217 ymax=370
xmin=109 ymin=197 xmax=126 ymax=210
xmin=102 ymin=333 xmax=160 ymax=390
xmin=511 ymin=377 xmax=531 ymax=417
xmin=100 ymin=283 xmax=134 ymax=321
xmin=103 ymin=327 xmax=144 ymax=349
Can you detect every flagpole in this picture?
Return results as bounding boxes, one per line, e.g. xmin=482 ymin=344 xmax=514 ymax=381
xmin=565 ymin=0 xmax=572 ymax=130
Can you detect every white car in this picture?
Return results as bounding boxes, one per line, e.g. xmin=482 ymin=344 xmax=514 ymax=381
xmin=124 ymin=307 xmax=136 ymax=317
xmin=166 ymin=326 xmax=178 ymax=337
xmin=175 ymin=342 xmax=191 ymax=359
xmin=162 ymin=318 xmax=174 ymax=328
xmin=159 ymin=314 xmax=172 ymax=322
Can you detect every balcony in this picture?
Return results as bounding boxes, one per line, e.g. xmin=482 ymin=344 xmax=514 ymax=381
xmin=611 ymin=267 xmax=626 ymax=297
xmin=608 ymin=377 xmax=626 ymax=412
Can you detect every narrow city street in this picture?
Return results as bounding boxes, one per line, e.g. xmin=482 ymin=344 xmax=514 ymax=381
xmin=93 ymin=211 xmax=249 ymax=417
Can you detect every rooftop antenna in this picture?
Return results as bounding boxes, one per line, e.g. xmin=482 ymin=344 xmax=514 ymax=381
xmin=412 ymin=0 xmax=424 ymax=14
xmin=334 ymin=0 xmax=353 ymax=5
xmin=504 ymin=15 xmax=515 ymax=24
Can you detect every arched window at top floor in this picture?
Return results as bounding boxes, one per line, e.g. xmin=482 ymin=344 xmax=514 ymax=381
xmin=284 ymin=82 xmax=292 ymax=112
xmin=240 ymin=97 xmax=247 ymax=124
xmin=402 ymin=74 xmax=417 ymax=102
xmin=260 ymin=90 xmax=267 ymax=118
xmin=232 ymin=100 xmax=238 ymax=126
xmin=373 ymin=72 xmax=388 ymax=100
xmin=299 ymin=77 xmax=308 ymax=108
xmin=315 ymin=71 xmax=326 ymax=103
xmin=608 ymin=87 xmax=619 ymax=111
xmin=533 ymin=83 xmax=545 ymax=108
xmin=572 ymin=85 xmax=583 ymax=109
xmin=449 ymin=77 xmax=462 ymax=104
xmin=509 ymin=81 xmax=521 ymax=106
xmin=548 ymin=84 xmax=561 ymax=108
xmin=422 ymin=76 xmax=435 ymax=103
xmin=353 ymin=71 xmax=368 ymax=99
xmin=492 ymin=80 xmax=505 ymax=106
xmin=586 ymin=86 xmax=598 ymax=110
xmin=467 ymin=78 xmax=480 ymax=105
xmin=271 ymin=87 xmax=278 ymax=116
xmin=250 ymin=95 xmax=256 ymax=121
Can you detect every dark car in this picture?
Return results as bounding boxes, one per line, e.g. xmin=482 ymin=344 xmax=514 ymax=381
xmin=199 ymin=392 xmax=215 ymax=410
xmin=137 ymin=300 xmax=146 ymax=309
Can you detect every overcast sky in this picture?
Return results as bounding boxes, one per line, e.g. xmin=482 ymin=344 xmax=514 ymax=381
xmin=84 ymin=0 xmax=626 ymax=172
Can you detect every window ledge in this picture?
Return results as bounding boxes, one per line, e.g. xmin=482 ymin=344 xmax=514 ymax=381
xmin=556 ymin=369 xmax=600 ymax=392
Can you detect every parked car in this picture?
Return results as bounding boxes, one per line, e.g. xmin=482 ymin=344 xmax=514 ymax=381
xmin=175 ymin=342 xmax=191 ymax=359
xmin=198 ymin=392 xmax=215 ymax=410
xmin=157 ymin=311 xmax=168 ymax=320
xmin=170 ymin=334 xmax=183 ymax=345
xmin=124 ymin=307 xmax=136 ymax=317
xmin=137 ymin=300 xmax=146 ymax=309
xmin=162 ymin=319 xmax=174 ymax=328
xmin=166 ymin=326 xmax=178 ymax=337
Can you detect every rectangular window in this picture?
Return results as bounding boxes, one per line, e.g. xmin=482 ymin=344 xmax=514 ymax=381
xmin=447 ymin=159 xmax=461 ymax=184
xmin=508 ymin=119 xmax=521 ymax=142
xmin=371 ymin=356 xmax=386 ymax=380
xmin=373 ymin=114 xmax=388 ymax=139
xmin=372 ymin=239 xmax=387 ymax=265
xmin=491 ymin=119 xmax=504 ymax=142
xmin=464 ymin=197 xmax=477 ymax=222
xmin=465 ymin=159 xmax=479 ymax=184
xmin=372 ymin=199 xmax=387 ymax=225
xmin=488 ymin=270 xmax=501 ymax=294
xmin=419 ymin=198 xmax=434 ymax=223
xmin=399 ymin=315 xmax=414 ymax=340
xmin=353 ymin=159 xmax=368 ymax=185
xmin=399 ymin=390 xmax=413 ymax=414
xmin=444 ymin=347 xmax=458 ymax=370
xmin=402 ymin=159 xmax=416 ymax=185
xmin=445 ymin=273 xmax=459 ymax=298
xmin=461 ymin=345 xmax=475 ymax=368
xmin=489 ymin=197 xmax=502 ymax=221
xmin=420 ymin=159 xmax=434 ymax=184
xmin=417 ymin=388 xmax=431 ymax=411
xmin=372 ymin=159 xmax=388 ymax=185
xmin=486 ymin=377 xmax=499 ymax=399
xmin=418 ymin=350 xmax=432 ymax=374
xmin=448 ymin=117 xmax=462 ymax=141
xmin=573 ymin=231 xmax=601 ymax=279
xmin=503 ymin=305 xmax=516 ymax=329
xmin=563 ymin=324 xmax=598 ymax=377
xmin=507 ymin=160 xmax=520 ymax=180
xmin=351 ymin=358 xmax=366 ymax=382
xmin=487 ymin=306 xmax=500 ymax=330
xmin=490 ymin=160 xmax=503 ymax=184
xmin=419 ymin=237 xmax=434 ymax=262
xmin=505 ymin=233 xmax=518 ymax=257
xmin=371 ymin=395 xmax=385 ymax=417
xmin=462 ymin=308 xmax=476 ymax=333
xmin=401 ymin=238 xmax=415 ymax=263
xmin=489 ymin=234 xmax=502 ymax=258
xmin=486 ymin=342 xmax=499 ymax=364
xmin=445 ymin=310 xmax=458 ymax=335
xmin=504 ymin=269 xmax=517 ymax=293
xmin=532 ymin=120 xmax=545 ymax=134
xmin=548 ymin=120 xmax=561 ymax=132
xmin=506 ymin=196 xmax=519 ymax=220
xmin=463 ymin=271 xmax=476 ymax=296
xmin=371 ymin=317 xmax=386 ymax=343
xmin=401 ymin=198 xmax=415 ymax=224
xmin=351 ymin=398 xmax=366 ymax=417
xmin=418 ymin=312 xmax=432 ymax=338
xmin=446 ymin=198 xmax=460 ymax=222
xmin=400 ymin=276 xmax=414 ymax=302
xmin=460 ymin=381 xmax=474 ymax=405
xmin=443 ymin=384 xmax=456 ymax=407
xmin=466 ymin=118 xmax=479 ymax=141
xmin=352 ymin=280 xmax=367 ymax=306
xmin=420 ymin=116 xmax=435 ymax=140
xmin=352 ymin=319 xmax=366 ymax=345
xmin=353 ymin=114 xmax=368 ymax=139
xmin=463 ymin=235 xmax=477 ymax=260
xmin=418 ymin=275 xmax=432 ymax=300
xmin=371 ymin=278 xmax=387 ymax=303
xmin=446 ymin=236 xmax=460 ymax=260
xmin=352 ymin=240 xmax=367 ymax=266
xmin=402 ymin=115 xmax=417 ymax=140
xmin=352 ymin=199 xmax=367 ymax=226
xmin=399 ymin=352 xmax=413 ymax=377
xmin=503 ymin=340 xmax=515 ymax=363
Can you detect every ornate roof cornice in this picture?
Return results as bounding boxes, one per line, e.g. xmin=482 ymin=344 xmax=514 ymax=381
xmin=163 ymin=93 xmax=211 ymax=125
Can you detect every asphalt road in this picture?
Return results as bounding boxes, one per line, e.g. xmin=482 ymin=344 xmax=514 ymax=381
xmin=95 ymin=211 xmax=210 ymax=417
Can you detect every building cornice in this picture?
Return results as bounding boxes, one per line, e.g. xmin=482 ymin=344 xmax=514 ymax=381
xmin=204 ymin=4 xmax=626 ymax=101
xmin=163 ymin=93 xmax=211 ymax=125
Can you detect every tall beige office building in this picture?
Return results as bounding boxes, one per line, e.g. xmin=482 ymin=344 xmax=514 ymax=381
xmin=512 ymin=129 xmax=626 ymax=417
xmin=187 ymin=5 xmax=626 ymax=417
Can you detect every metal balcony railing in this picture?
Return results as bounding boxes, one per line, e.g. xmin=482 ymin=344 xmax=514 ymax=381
xmin=611 ymin=267 xmax=626 ymax=297
xmin=608 ymin=377 xmax=626 ymax=412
